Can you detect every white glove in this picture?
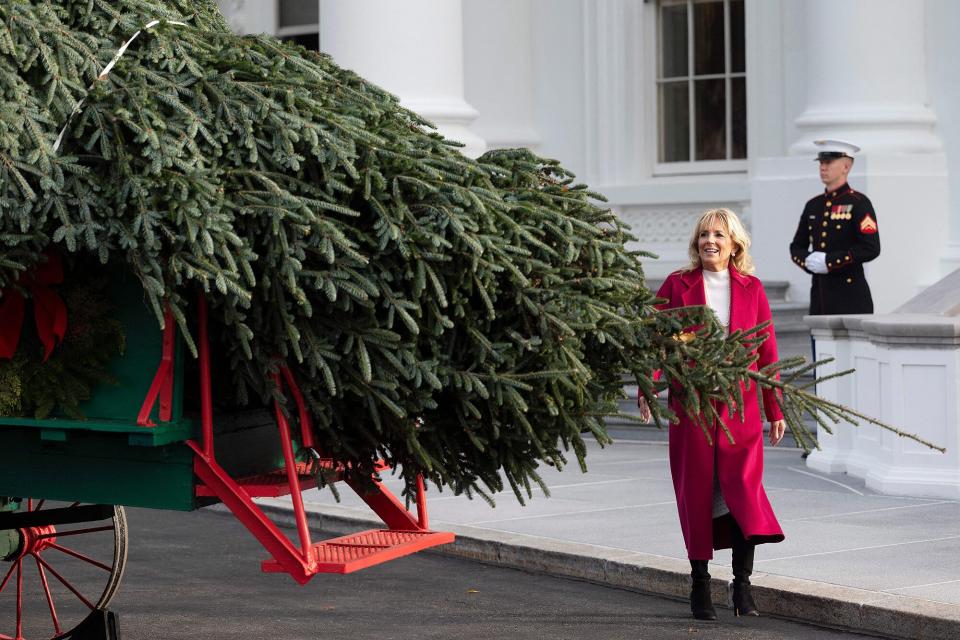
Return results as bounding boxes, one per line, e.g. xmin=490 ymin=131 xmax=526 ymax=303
xmin=805 ymin=251 xmax=828 ymax=274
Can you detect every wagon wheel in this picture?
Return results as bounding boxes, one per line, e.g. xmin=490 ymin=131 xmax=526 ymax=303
xmin=0 ymin=500 xmax=128 ymax=640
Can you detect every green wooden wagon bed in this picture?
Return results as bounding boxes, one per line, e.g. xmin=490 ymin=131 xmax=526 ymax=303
xmin=0 ymin=270 xmax=453 ymax=640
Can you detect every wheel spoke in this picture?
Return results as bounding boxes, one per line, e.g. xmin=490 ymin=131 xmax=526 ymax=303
xmin=49 ymin=543 xmax=112 ymax=572
xmin=32 ymin=554 xmax=94 ymax=610
xmin=0 ymin=562 xmax=15 ymax=595
xmin=0 ymin=504 xmax=126 ymax=638
xmin=34 ymin=556 xmax=62 ymax=636
xmin=15 ymin=560 xmax=22 ymax=640
xmin=37 ymin=524 xmax=114 ymax=540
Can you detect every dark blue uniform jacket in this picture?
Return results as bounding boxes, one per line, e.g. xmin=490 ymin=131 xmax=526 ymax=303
xmin=789 ymin=183 xmax=880 ymax=314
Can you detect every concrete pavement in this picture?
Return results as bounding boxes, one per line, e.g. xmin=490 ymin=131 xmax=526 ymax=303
xmin=119 ymin=507 xmax=886 ymax=640
xmin=259 ymin=426 xmax=960 ymax=640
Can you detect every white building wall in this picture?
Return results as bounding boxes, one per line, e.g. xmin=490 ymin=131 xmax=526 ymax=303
xmin=218 ymin=0 xmax=959 ymax=308
xmin=748 ymin=0 xmax=810 ymax=298
xmin=216 ymin=0 xmax=276 ymax=34
xmin=531 ymin=1 xmax=754 ymax=277
xmin=749 ymin=0 xmax=788 ymax=159
xmin=777 ymin=1 xmax=807 ymax=158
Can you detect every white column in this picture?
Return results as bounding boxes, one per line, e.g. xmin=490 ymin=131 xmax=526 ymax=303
xmin=319 ymin=0 xmax=486 ymax=158
xmin=790 ymin=0 xmax=940 ymax=154
xmin=463 ymin=0 xmax=540 ymax=151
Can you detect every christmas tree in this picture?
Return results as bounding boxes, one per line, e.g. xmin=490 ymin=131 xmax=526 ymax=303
xmin=0 ymin=1 xmax=938 ymax=502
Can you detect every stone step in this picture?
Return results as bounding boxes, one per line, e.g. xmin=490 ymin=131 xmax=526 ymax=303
xmin=770 ymin=300 xmax=810 ymax=363
xmin=764 ymin=280 xmax=790 ymax=303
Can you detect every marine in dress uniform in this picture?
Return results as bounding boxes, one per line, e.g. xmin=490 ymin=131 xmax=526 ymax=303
xmin=789 ymin=139 xmax=880 ymax=315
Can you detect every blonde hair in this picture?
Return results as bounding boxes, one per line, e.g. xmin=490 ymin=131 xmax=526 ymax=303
xmin=684 ymin=208 xmax=755 ymax=275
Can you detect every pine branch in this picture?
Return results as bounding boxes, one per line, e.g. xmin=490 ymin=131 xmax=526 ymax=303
xmin=1 ymin=0 xmax=941 ymax=508
xmin=749 ymin=365 xmax=946 ymax=453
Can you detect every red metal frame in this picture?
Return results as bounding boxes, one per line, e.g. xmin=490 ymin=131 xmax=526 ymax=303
xmin=279 ymin=364 xmax=315 ymax=450
xmin=170 ymin=293 xmax=454 ymax=582
xmin=197 ymin=297 xmax=214 ymax=458
xmin=193 ymin=462 xmax=319 ymax=498
xmin=137 ymin=308 xmax=176 ymax=427
xmin=270 ymin=378 xmax=314 ymax=561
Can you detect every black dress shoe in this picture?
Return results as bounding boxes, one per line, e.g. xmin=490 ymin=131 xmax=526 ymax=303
xmin=689 ymin=560 xmax=718 ymax=620
xmin=731 ymin=522 xmax=761 ymax=616
xmin=732 ymin=582 xmax=760 ymax=616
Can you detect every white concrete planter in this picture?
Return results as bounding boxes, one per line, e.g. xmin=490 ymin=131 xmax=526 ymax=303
xmin=806 ymin=306 xmax=960 ymax=499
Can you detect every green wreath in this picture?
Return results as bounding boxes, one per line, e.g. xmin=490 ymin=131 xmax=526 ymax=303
xmin=0 ymin=271 xmax=125 ymax=419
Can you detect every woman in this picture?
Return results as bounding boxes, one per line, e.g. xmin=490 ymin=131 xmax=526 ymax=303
xmin=638 ymin=208 xmax=786 ymax=620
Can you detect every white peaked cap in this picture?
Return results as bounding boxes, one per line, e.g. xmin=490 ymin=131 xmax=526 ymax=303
xmin=813 ymin=139 xmax=860 ymax=160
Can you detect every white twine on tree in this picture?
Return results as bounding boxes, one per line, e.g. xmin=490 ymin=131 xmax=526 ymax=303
xmin=52 ymin=19 xmax=188 ymax=153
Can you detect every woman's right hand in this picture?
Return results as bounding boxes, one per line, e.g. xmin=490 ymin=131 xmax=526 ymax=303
xmin=637 ymin=396 xmax=652 ymax=423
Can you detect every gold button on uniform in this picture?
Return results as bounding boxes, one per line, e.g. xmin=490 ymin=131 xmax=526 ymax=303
xmin=846 ymin=278 xmax=853 ymax=283
xmin=820 ymin=242 xmax=826 ymax=248
xmin=826 ymin=201 xmax=832 ymax=207
xmin=821 ymin=232 xmax=827 ymax=237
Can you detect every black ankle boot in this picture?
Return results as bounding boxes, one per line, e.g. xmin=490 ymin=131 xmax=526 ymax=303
xmin=689 ymin=560 xmax=718 ymax=620
xmin=731 ymin=533 xmax=760 ymax=616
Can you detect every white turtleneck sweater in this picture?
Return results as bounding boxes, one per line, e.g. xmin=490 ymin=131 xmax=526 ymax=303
xmin=703 ymin=267 xmax=732 ymax=517
xmin=702 ymin=268 xmax=731 ymax=332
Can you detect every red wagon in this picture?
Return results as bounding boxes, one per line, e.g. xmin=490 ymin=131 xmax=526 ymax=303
xmin=0 ymin=270 xmax=454 ymax=639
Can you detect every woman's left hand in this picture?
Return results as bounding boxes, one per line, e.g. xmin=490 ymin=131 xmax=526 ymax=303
xmin=769 ymin=419 xmax=786 ymax=446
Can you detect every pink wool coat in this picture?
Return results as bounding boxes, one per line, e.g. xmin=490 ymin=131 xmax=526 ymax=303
xmin=656 ymin=266 xmax=785 ymax=560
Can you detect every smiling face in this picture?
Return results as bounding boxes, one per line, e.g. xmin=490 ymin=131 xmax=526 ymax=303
xmin=697 ymin=218 xmax=735 ymax=272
